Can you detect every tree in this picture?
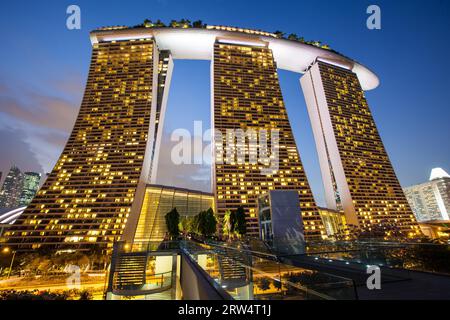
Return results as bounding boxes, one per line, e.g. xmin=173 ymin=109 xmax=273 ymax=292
xmin=192 ymin=20 xmax=204 ymax=28
xmin=190 ymin=214 xmax=200 ymax=234
xmin=287 ymin=33 xmax=298 ymax=41
xmin=179 ymin=18 xmax=191 ymax=28
xmin=169 ymin=19 xmax=179 ymax=28
xmin=196 ymin=208 xmax=217 ymax=237
xmin=356 ymin=219 xmax=405 ymax=240
xmin=143 ymin=19 xmax=153 ymax=28
xmin=79 ymin=289 xmax=93 ymax=300
xmin=165 ymin=208 xmax=180 ymax=239
xmin=205 ymin=208 xmax=217 ymax=236
xmin=154 ymin=19 xmax=166 ymax=27
xmin=222 ymin=210 xmax=232 ymax=238
xmin=179 ymin=216 xmax=189 ymax=234
xmin=229 ymin=210 xmax=237 ymax=234
xmin=273 ymin=30 xmax=285 ymax=38
xmin=234 ymin=206 xmax=247 ymax=237
xmin=257 ymin=277 xmax=271 ymax=291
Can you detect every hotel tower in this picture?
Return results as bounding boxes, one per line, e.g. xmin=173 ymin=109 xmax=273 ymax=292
xmin=301 ymin=59 xmax=418 ymax=234
xmin=5 ymin=38 xmax=172 ymax=249
xmin=4 ymin=23 xmax=418 ymax=249
xmin=212 ymin=41 xmax=323 ymax=238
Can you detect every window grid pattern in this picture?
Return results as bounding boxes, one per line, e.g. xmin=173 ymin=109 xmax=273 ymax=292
xmin=317 ymin=61 xmax=418 ymax=234
xmin=134 ymin=185 xmax=215 ymax=242
xmin=213 ymin=43 xmax=324 ymax=239
xmin=6 ymin=39 xmax=155 ymax=249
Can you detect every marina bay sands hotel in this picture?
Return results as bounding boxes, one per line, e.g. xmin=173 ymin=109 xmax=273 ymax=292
xmin=5 ymin=24 xmax=419 ymax=249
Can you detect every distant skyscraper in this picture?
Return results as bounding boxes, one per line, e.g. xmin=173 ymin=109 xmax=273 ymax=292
xmin=404 ymin=168 xmax=450 ymax=222
xmin=0 ymin=165 xmax=23 ymax=208
xmin=301 ymin=59 xmax=419 ymax=236
xmin=19 ymin=172 xmax=41 ymax=206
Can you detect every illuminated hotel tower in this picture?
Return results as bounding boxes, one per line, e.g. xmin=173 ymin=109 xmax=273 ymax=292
xmin=5 ymin=38 xmax=170 ymax=249
xmin=301 ymin=59 xmax=418 ymax=235
xmin=212 ymin=41 xmax=324 ymax=239
xmin=5 ymin=23 xmax=413 ymax=247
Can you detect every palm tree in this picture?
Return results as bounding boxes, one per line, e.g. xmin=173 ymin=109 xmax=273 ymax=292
xmin=179 ymin=19 xmax=191 ymax=28
xmin=273 ymin=30 xmax=285 ymax=38
xmin=287 ymin=33 xmax=298 ymax=41
xmin=222 ymin=210 xmax=232 ymax=239
xmin=192 ymin=20 xmax=204 ymax=28
xmin=169 ymin=20 xmax=179 ymax=28
xmin=143 ymin=19 xmax=153 ymax=28
xmin=155 ymin=19 xmax=166 ymax=27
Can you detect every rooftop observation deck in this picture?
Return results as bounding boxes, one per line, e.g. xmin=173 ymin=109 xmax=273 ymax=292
xmin=90 ymin=24 xmax=379 ymax=91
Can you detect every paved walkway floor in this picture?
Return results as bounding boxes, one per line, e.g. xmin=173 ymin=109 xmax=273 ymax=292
xmin=281 ymin=255 xmax=450 ymax=300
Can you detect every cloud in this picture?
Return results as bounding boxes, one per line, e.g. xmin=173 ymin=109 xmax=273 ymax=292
xmin=155 ymin=131 xmax=211 ymax=193
xmin=0 ymin=93 xmax=77 ymax=132
xmin=0 ymin=77 xmax=213 ymax=192
xmin=0 ymin=127 xmax=44 ymax=180
xmin=0 ymin=78 xmax=78 ymax=174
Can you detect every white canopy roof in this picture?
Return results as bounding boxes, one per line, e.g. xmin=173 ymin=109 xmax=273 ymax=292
xmin=90 ymin=27 xmax=379 ymax=91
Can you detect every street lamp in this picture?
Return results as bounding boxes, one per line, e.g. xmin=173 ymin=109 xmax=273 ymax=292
xmin=2 ymin=247 xmax=16 ymax=279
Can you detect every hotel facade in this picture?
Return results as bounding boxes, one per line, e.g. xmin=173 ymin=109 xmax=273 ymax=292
xmin=4 ymin=24 xmax=418 ymax=249
xmin=301 ymin=60 xmax=418 ymax=235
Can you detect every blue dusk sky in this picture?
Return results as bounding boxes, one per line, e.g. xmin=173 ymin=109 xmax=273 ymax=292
xmin=0 ymin=0 xmax=449 ymax=206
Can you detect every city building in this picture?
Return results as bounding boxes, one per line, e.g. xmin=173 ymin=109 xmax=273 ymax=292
xmin=318 ymin=207 xmax=347 ymax=237
xmin=0 ymin=165 xmax=23 ymax=208
xmin=403 ymin=168 xmax=450 ymax=222
xmin=5 ymin=23 xmax=405 ymax=249
xmin=0 ymin=207 xmax=26 ymax=237
xmin=130 ymin=184 xmax=214 ymax=242
xmin=19 ymin=172 xmax=41 ymax=206
xmin=301 ymin=58 xmax=419 ymax=236
xmin=417 ymin=220 xmax=450 ymax=239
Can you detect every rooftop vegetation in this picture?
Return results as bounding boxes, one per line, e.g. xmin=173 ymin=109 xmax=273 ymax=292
xmin=97 ymin=19 xmax=345 ymax=55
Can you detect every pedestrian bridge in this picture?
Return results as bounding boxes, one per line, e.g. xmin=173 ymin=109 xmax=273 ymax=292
xmin=105 ymin=240 xmax=357 ymax=300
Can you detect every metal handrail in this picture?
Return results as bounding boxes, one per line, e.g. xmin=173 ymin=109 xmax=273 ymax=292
xmin=179 ymin=245 xmax=234 ymax=300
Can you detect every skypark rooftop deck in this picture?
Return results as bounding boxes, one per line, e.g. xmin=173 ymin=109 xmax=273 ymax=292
xmin=90 ymin=25 xmax=379 ymax=91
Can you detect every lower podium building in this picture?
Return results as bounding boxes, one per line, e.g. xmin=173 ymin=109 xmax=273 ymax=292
xmin=257 ymin=190 xmax=306 ymax=254
xmin=128 ymin=185 xmax=214 ymax=242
